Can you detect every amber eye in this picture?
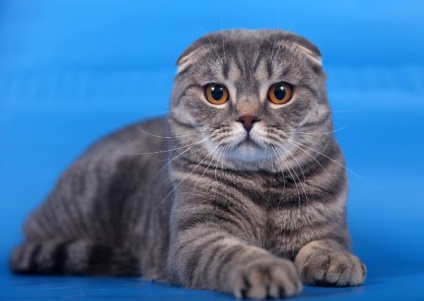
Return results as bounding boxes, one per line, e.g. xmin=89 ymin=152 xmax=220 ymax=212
xmin=268 ymin=82 xmax=293 ymax=105
xmin=204 ymin=84 xmax=229 ymax=105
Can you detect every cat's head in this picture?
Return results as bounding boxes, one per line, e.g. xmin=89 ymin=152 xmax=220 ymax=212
xmin=169 ymin=29 xmax=333 ymax=171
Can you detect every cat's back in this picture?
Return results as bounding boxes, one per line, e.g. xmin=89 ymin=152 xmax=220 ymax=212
xmin=11 ymin=116 xmax=173 ymax=277
xmin=81 ymin=116 xmax=170 ymax=167
xmin=23 ymin=116 xmax=172 ymax=241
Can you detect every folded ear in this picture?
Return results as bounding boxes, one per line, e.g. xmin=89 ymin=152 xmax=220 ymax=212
xmin=176 ymin=37 xmax=211 ymax=74
xmin=278 ymin=31 xmax=322 ymax=67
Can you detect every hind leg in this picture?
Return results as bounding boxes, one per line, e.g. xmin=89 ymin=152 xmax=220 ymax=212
xmin=10 ymin=239 xmax=139 ymax=276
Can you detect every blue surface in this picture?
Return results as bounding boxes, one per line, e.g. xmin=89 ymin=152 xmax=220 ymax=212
xmin=1 ymin=0 xmax=424 ymax=300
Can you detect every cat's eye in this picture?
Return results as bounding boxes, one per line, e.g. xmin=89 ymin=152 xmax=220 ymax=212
xmin=204 ymin=84 xmax=229 ymax=105
xmin=268 ymin=82 xmax=293 ymax=105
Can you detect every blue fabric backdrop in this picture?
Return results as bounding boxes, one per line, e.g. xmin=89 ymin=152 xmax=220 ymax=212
xmin=1 ymin=0 xmax=423 ymax=299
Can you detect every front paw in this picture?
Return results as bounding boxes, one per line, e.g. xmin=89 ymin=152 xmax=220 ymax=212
xmin=297 ymin=252 xmax=366 ymax=287
xmin=230 ymin=258 xmax=302 ymax=299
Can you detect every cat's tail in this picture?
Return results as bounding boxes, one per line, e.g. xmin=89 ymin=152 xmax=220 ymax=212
xmin=10 ymin=239 xmax=139 ymax=276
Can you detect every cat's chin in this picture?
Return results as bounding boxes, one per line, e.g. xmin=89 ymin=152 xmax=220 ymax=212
xmin=228 ymin=142 xmax=267 ymax=163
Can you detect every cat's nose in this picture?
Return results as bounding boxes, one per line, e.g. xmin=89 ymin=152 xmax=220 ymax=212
xmin=236 ymin=115 xmax=259 ymax=132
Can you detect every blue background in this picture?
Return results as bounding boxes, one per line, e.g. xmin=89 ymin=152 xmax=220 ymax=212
xmin=1 ymin=0 xmax=423 ymax=300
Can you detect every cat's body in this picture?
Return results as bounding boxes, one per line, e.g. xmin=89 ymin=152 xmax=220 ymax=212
xmin=11 ymin=118 xmax=173 ymax=278
xmin=11 ymin=30 xmax=366 ymax=299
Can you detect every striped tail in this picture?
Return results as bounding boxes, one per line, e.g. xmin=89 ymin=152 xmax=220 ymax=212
xmin=10 ymin=240 xmax=139 ymax=276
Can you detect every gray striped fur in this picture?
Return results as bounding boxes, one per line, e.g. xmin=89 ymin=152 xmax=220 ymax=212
xmin=11 ymin=30 xmax=365 ymax=298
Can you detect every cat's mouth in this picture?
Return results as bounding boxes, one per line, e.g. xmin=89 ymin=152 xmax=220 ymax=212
xmin=235 ymin=136 xmax=262 ymax=149
xmin=227 ymin=136 xmax=266 ymax=163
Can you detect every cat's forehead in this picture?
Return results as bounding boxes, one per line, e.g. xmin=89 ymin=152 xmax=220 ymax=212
xmin=176 ymin=29 xmax=322 ymax=82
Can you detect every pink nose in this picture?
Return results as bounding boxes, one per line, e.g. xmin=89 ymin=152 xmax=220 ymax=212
xmin=237 ymin=115 xmax=259 ymax=132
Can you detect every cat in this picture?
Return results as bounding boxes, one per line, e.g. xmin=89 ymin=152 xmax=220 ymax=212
xmin=10 ymin=29 xmax=366 ymax=299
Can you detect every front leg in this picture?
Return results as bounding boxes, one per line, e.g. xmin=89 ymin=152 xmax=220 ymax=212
xmin=168 ymin=204 xmax=302 ymax=299
xmin=295 ymin=239 xmax=366 ymax=287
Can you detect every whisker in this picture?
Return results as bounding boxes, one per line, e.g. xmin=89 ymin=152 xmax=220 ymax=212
xmin=220 ymin=145 xmax=228 ymax=183
xmin=284 ymin=139 xmax=329 ymax=176
xmin=220 ymin=9 xmax=226 ymax=63
xmin=191 ymin=18 xmax=223 ymax=65
xmin=271 ymin=9 xmax=304 ymax=62
xmin=297 ymin=124 xmax=349 ymax=136
xmin=270 ymin=6 xmax=282 ymax=61
xmin=136 ymin=127 xmax=199 ymax=139
xmin=116 ymin=138 xmax=208 ymax=156
xmin=215 ymin=145 xmax=227 ymax=204
xmin=215 ymin=145 xmax=226 ymax=183
xmin=153 ymin=143 xmax=202 ymax=179
xmin=287 ymin=138 xmax=366 ymax=181
xmin=271 ymin=145 xmax=301 ymax=206
xmin=332 ymin=110 xmax=359 ymax=113
xmin=266 ymin=148 xmax=276 ymax=187
xmin=154 ymin=143 xmax=222 ymax=210
xmin=193 ymin=144 xmax=223 ymax=193
xmin=276 ymin=142 xmax=309 ymax=207
xmin=211 ymin=146 xmax=223 ymax=204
